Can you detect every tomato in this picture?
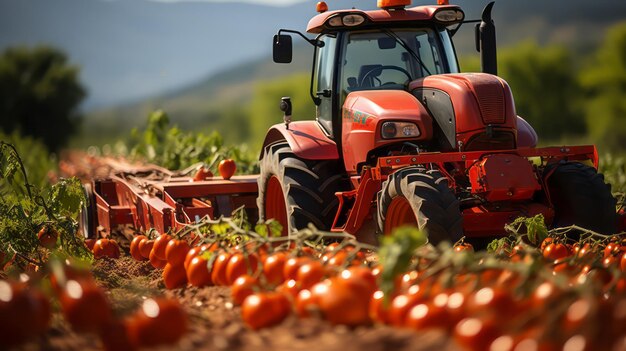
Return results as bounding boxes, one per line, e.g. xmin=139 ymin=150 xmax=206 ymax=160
xmin=93 ymin=239 xmax=120 ymax=259
xmin=314 ymin=277 xmax=371 ymax=326
xmin=241 ymin=291 xmax=290 ymax=330
xmin=603 ymin=241 xmax=626 ymax=259
xmin=542 ymin=243 xmax=570 ymax=261
xmin=388 ymin=292 xmax=426 ymax=326
xmin=193 ymin=166 xmax=213 ymax=181
xmin=276 ymin=279 xmax=301 ymax=299
xmin=284 ymin=256 xmax=311 ymax=281
xmin=295 ymin=289 xmax=319 ymax=318
xmin=183 ymin=245 xmax=205 ymax=270
xmin=454 ymin=242 xmax=474 ymax=253
xmin=84 ymin=238 xmax=96 ymax=251
xmin=467 ymin=287 xmax=514 ymax=316
xmin=163 ymin=263 xmax=187 ymax=289
xmin=453 ymin=317 xmax=500 ymax=351
xmin=130 ymin=235 xmax=147 ymax=261
xmin=532 ymin=282 xmax=562 ymax=309
xmin=296 ymin=260 xmax=326 ymax=289
xmin=149 ymin=248 xmax=167 ymax=269
xmin=0 ymin=281 xmax=39 ymax=347
xmin=128 ymin=298 xmax=187 ymax=347
xmin=540 ymin=237 xmax=554 ymax=251
xmin=30 ymin=286 xmax=51 ymax=334
xmin=138 ymin=238 xmax=155 ymax=259
xmin=405 ymin=293 xmax=451 ymax=330
xmin=153 ymin=234 xmax=172 ymax=261
xmin=211 ymin=252 xmax=232 ymax=286
xmin=563 ymin=298 xmax=592 ymax=333
xmin=38 ymin=225 xmax=58 ymax=249
xmin=369 ymin=290 xmax=391 ymax=324
xmin=165 ymin=239 xmax=190 ymax=266
xmin=225 ymin=252 xmax=260 ymax=286
xmin=59 ymin=279 xmax=113 ymax=333
xmin=186 ymin=256 xmax=213 ymax=287
xmin=218 ymin=159 xmax=236 ymax=180
xmin=344 ymin=266 xmax=377 ymax=293
xmin=263 ymin=252 xmax=287 ymax=286
xmin=231 ymin=275 xmax=258 ymax=305
xmin=621 ymin=252 xmax=626 ymax=272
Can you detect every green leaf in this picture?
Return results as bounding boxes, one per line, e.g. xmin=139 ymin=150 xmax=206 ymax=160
xmin=378 ymin=226 xmax=427 ymax=298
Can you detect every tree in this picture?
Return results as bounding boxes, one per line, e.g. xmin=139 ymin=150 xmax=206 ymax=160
xmin=497 ymin=42 xmax=586 ymax=141
xmin=579 ymin=23 xmax=626 ymax=151
xmin=0 ymin=46 xmax=86 ymax=152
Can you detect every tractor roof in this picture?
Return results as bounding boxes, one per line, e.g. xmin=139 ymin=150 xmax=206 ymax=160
xmin=306 ymin=5 xmax=463 ymax=33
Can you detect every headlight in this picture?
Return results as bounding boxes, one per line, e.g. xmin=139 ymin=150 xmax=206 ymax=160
xmin=326 ymin=13 xmax=366 ymax=27
xmin=433 ymin=9 xmax=464 ymax=23
xmin=381 ymin=122 xmax=420 ymax=139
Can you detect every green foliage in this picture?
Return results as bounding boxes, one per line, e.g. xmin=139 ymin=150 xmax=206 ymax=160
xmin=378 ymin=226 xmax=427 ymax=298
xmin=0 ymin=142 xmax=91 ymax=265
xmin=126 ymin=110 xmax=258 ymax=174
xmin=497 ymin=42 xmax=586 ymax=139
xmin=0 ymin=46 xmax=86 ymax=152
xmin=579 ymin=23 xmax=626 ymax=151
xmin=249 ymin=73 xmax=316 ymax=145
xmin=599 ymin=153 xmax=626 ymax=195
xmin=504 ymin=214 xmax=549 ymax=245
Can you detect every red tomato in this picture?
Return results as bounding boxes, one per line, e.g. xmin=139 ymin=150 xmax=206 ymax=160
xmin=369 ymin=290 xmax=391 ymax=324
xmin=542 ymin=243 xmax=570 ymax=261
xmin=99 ymin=319 xmax=137 ymax=351
xmin=225 ymin=253 xmax=260 ymax=286
xmin=263 ymin=252 xmax=287 ymax=286
xmin=186 ymin=256 xmax=213 ymax=287
xmin=453 ymin=242 xmax=474 ymax=253
xmin=84 ymin=238 xmax=96 ymax=251
xmin=130 ymin=235 xmax=148 ymax=261
xmin=241 ymin=291 xmax=290 ymax=330
xmin=211 ymin=252 xmax=232 ymax=286
xmin=276 ymin=279 xmax=301 ymax=299
xmin=231 ymin=275 xmax=258 ymax=305
xmin=0 ymin=281 xmax=40 ymax=346
xmin=621 ymin=252 xmax=626 ymax=272
xmin=193 ymin=166 xmax=213 ymax=181
xmin=165 ymin=239 xmax=190 ymax=266
xmin=283 ymin=256 xmax=311 ymax=281
xmin=93 ymin=239 xmax=120 ymax=259
xmin=59 ymin=279 xmax=113 ymax=333
xmin=138 ymin=238 xmax=154 ymax=259
xmin=163 ymin=263 xmax=187 ymax=289
xmin=295 ymin=289 xmax=318 ymax=318
xmin=149 ymin=249 xmax=167 ymax=269
xmin=453 ymin=317 xmax=500 ymax=351
xmin=153 ymin=234 xmax=172 ymax=261
xmin=296 ymin=260 xmax=326 ymax=289
xmin=314 ymin=277 xmax=371 ymax=326
xmin=37 ymin=225 xmax=58 ymax=249
xmin=128 ymin=298 xmax=187 ymax=347
xmin=218 ymin=159 xmax=236 ymax=180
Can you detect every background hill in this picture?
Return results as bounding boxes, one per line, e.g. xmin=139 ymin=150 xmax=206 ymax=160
xmin=2 ymin=0 xmax=625 ymax=148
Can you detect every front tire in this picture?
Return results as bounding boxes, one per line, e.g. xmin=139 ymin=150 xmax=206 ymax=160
xmin=545 ymin=161 xmax=617 ymax=234
xmin=377 ymin=167 xmax=463 ymax=245
xmin=257 ymin=142 xmax=346 ymax=236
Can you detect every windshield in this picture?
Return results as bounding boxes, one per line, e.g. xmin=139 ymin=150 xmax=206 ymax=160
xmin=339 ymin=28 xmax=457 ymax=97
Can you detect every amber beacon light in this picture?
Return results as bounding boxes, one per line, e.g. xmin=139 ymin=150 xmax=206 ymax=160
xmin=316 ymin=1 xmax=328 ymax=13
xmin=377 ymin=0 xmax=411 ymax=10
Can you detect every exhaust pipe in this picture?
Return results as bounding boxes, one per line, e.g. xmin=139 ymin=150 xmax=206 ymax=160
xmin=476 ymin=2 xmax=497 ymax=75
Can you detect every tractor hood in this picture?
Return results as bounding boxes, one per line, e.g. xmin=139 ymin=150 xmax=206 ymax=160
xmin=409 ymin=73 xmax=518 ymax=151
xmin=341 ymin=90 xmax=433 ymax=173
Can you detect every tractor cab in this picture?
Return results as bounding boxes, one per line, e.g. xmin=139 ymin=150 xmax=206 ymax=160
xmin=274 ymin=1 xmax=467 ymax=143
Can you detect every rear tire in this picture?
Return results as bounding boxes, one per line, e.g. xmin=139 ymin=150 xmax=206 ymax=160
xmin=377 ymin=166 xmax=463 ymax=244
xmin=257 ymin=142 xmax=346 ymax=235
xmin=545 ymin=161 xmax=617 ymax=234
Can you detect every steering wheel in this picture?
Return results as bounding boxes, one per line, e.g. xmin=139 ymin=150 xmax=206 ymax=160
xmin=358 ymin=65 xmax=412 ymax=87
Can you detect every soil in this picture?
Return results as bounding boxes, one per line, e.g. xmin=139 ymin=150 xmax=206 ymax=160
xmin=11 ymin=255 xmax=460 ymax=351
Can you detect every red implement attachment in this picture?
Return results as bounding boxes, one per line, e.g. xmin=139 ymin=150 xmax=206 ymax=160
xmin=88 ymin=165 xmax=258 ymax=237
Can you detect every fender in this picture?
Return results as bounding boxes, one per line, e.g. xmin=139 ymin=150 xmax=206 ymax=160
xmin=259 ymin=121 xmax=339 ymax=160
xmin=517 ymin=115 xmax=538 ymax=148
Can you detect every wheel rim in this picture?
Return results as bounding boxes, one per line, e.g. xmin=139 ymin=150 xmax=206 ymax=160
xmin=384 ymin=197 xmax=418 ymax=235
xmin=264 ymin=175 xmax=288 ymax=236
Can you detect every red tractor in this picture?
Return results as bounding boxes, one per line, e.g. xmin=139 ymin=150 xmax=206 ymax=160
xmin=257 ymin=0 xmax=618 ymax=246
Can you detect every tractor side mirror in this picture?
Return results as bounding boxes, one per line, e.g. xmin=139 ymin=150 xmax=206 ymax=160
xmin=273 ymin=34 xmax=293 ymax=64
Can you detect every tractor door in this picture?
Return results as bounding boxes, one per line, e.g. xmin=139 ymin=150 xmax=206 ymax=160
xmin=313 ymin=34 xmax=339 ymax=138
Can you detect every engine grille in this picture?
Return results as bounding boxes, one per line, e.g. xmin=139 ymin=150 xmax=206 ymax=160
xmin=473 ymin=79 xmax=505 ymax=124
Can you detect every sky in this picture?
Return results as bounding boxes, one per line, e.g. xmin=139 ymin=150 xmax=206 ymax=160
xmin=149 ymin=0 xmax=307 ymax=5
